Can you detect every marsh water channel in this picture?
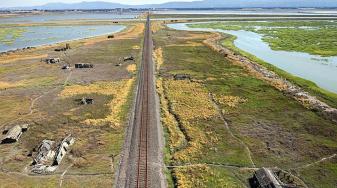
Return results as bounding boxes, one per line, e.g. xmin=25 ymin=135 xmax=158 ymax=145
xmin=0 ymin=25 xmax=126 ymax=53
xmin=168 ymin=22 xmax=337 ymax=94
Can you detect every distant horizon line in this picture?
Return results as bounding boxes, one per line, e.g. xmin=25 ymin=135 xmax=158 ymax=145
xmin=1 ymin=0 xmax=337 ymax=10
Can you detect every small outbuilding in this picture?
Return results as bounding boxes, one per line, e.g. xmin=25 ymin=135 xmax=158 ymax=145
xmin=123 ymin=56 xmax=135 ymax=62
xmin=174 ymin=74 xmax=191 ymax=80
xmin=251 ymin=168 xmax=283 ymax=188
xmin=1 ymin=124 xmax=29 ymax=144
xmin=80 ymin=98 xmax=94 ymax=105
xmin=61 ymin=64 xmax=71 ymax=70
xmin=75 ymin=63 xmax=94 ymax=69
xmin=45 ymin=58 xmax=60 ymax=64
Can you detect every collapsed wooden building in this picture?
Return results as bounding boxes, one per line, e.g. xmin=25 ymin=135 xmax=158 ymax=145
xmin=1 ymin=124 xmax=29 ymax=144
xmin=31 ymin=134 xmax=75 ymax=174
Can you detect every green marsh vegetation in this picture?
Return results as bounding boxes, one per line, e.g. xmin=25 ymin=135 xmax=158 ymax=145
xmin=189 ymin=21 xmax=337 ymax=108
xmin=0 ymin=27 xmax=26 ymax=45
xmin=154 ymin=27 xmax=337 ymax=187
xmin=190 ymin=21 xmax=337 ymax=56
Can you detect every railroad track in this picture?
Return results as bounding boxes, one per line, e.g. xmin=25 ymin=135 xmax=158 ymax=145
xmin=116 ymin=13 xmax=164 ymax=188
xmin=135 ymin=14 xmax=152 ymax=188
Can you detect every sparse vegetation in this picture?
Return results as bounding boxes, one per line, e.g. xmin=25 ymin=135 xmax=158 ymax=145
xmin=60 ymin=79 xmax=135 ymax=128
xmin=0 ymin=22 xmax=142 ymax=187
xmin=154 ymin=25 xmax=337 ymax=187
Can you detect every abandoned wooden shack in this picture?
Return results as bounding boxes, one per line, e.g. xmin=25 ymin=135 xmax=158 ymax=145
xmin=123 ymin=56 xmax=135 ymax=61
xmin=174 ymin=74 xmax=191 ymax=80
xmin=251 ymin=168 xmax=283 ymax=188
xmin=1 ymin=124 xmax=29 ymax=144
xmin=75 ymin=63 xmax=94 ymax=69
xmin=45 ymin=58 xmax=60 ymax=64
xmin=80 ymin=97 xmax=94 ymax=105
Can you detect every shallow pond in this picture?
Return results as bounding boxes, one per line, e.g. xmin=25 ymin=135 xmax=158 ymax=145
xmin=168 ymin=23 xmax=337 ymax=93
xmin=0 ymin=25 xmax=125 ymax=53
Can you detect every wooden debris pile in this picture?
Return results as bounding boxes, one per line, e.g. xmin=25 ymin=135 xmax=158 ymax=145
xmin=30 ymin=134 xmax=75 ymax=174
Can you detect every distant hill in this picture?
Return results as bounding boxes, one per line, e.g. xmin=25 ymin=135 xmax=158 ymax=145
xmin=3 ymin=0 xmax=337 ymax=10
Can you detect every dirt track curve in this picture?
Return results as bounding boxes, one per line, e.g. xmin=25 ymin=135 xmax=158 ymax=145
xmin=115 ymin=14 xmax=166 ymax=188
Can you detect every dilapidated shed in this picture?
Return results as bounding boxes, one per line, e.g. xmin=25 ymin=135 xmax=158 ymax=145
xmin=75 ymin=63 xmax=94 ymax=69
xmin=45 ymin=58 xmax=60 ymax=64
xmin=1 ymin=124 xmax=29 ymax=144
xmin=62 ymin=64 xmax=71 ymax=70
xmin=80 ymin=98 xmax=94 ymax=105
xmin=123 ymin=56 xmax=135 ymax=62
xmin=174 ymin=74 xmax=191 ymax=80
xmin=251 ymin=168 xmax=283 ymax=188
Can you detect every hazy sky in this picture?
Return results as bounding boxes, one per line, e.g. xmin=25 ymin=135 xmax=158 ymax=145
xmin=1 ymin=0 xmax=196 ymax=7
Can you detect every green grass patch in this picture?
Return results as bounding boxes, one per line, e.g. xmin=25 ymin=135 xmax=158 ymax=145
xmin=190 ymin=21 xmax=337 ymax=56
xmin=155 ymin=27 xmax=337 ymax=187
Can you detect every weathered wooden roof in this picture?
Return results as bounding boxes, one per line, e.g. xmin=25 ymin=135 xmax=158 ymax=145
xmin=1 ymin=124 xmax=28 ymax=143
xmin=53 ymin=135 xmax=75 ymax=165
xmin=174 ymin=74 xmax=191 ymax=80
xmin=255 ymin=168 xmax=283 ymax=188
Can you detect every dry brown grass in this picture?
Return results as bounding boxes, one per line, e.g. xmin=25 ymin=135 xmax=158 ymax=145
xmin=164 ymin=80 xmax=218 ymax=162
xmin=157 ymin=78 xmax=186 ymax=152
xmin=83 ymin=23 xmax=144 ymax=46
xmin=153 ymin=47 xmax=164 ymax=71
xmin=126 ymin=64 xmax=137 ymax=73
xmin=151 ymin=21 xmax=165 ymax=33
xmin=213 ymin=94 xmax=248 ymax=108
xmin=0 ymin=54 xmax=47 ymax=64
xmin=59 ymin=79 xmax=134 ymax=128
xmin=116 ymin=23 xmax=144 ymax=40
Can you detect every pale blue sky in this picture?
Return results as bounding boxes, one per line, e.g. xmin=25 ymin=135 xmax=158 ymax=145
xmin=1 ymin=0 xmax=196 ymax=7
